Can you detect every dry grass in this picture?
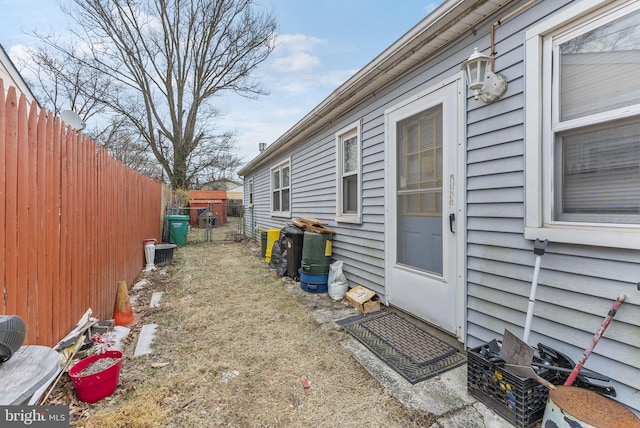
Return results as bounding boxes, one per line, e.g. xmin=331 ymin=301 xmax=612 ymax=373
xmin=65 ymin=240 xmax=435 ymax=427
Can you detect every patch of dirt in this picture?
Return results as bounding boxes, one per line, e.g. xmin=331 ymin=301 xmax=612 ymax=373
xmin=45 ymin=239 xmax=436 ymax=427
xmin=76 ymin=358 xmax=120 ymax=377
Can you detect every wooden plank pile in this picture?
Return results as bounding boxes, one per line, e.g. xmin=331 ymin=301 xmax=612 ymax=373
xmin=291 ymin=217 xmax=335 ymax=234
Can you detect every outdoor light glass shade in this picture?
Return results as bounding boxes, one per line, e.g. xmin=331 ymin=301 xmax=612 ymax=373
xmin=461 ymin=48 xmax=507 ymax=103
xmin=461 ymin=48 xmax=490 ymax=99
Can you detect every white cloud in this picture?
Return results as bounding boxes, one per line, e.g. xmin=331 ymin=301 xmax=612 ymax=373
xmin=8 ymin=44 xmax=37 ymax=80
xmin=318 ymin=68 xmax=359 ymax=89
xmin=270 ymin=33 xmax=325 ymax=73
xmin=8 ymin=44 xmax=31 ymax=62
xmin=271 ymin=67 xmax=357 ymax=95
xmin=271 ymin=51 xmax=320 ymax=73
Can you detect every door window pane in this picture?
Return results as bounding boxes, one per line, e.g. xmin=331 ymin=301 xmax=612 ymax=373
xmin=396 ymin=104 xmax=443 ymax=274
xmin=397 ymin=104 xmax=443 ymax=216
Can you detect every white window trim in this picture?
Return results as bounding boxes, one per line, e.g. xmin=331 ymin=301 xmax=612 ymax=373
xmin=270 ymin=158 xmax=292 ymax=218
xmin=247 ymin=177 xmax=254 ymax=207
xmin=335 ymin=120 xmax=362 ymax=224
xmin=524 ymin=0 xmax=640 ymax=249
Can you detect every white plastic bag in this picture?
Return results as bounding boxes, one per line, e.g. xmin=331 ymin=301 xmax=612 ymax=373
xmin=328 ymin=260 xmax=348 ymax=300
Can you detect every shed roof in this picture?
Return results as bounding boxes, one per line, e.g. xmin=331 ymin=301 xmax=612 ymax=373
xmin=189 ymin=190 xmax=227 ymax=201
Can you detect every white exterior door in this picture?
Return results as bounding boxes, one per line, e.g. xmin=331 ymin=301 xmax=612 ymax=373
xmin=385 ymin=78 xmax=464 ymax=338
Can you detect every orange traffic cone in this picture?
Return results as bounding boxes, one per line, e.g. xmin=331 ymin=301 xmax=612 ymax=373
xmin=113 ymin=280 xmax=134 ymax=326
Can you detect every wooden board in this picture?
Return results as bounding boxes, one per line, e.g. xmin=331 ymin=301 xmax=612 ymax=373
xmin=291 ymin=218 xmax=335 ymax=234
xmin=0 ymin=345 xmax=61 ymax=405
xmin=304 ymin=224 xmax=335 ymax=234
xmin=291 ymin=219 xmax=306 ymax=229
xmin=297 ymin=217 xmax=328 ymax=226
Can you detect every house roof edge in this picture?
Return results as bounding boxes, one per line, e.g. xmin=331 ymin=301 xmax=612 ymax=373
xmin=238 ymin=0 xmax=507 ymax=177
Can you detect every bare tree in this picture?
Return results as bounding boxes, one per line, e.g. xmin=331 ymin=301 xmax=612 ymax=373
xmin=17 ymin=43 xmax=111 ymax=123
xmin=93 ymin=116 xmax=163 ymax=177
xmin=17 ymin=45 xmax=163 ymax=176
xmin=34 ymin=0 xmax=276 ymax=189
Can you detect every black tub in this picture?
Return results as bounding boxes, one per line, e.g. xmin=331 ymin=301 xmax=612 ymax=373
xmin=154 ymin=243 xmax=177 ymax=266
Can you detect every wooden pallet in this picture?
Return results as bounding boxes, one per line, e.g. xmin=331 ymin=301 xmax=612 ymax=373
xmin=291 ymin=217 xmax=335 ymax=234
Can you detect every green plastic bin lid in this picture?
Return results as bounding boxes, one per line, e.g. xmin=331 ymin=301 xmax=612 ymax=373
xmin=165 ymin=215 xmax=189 ymax=220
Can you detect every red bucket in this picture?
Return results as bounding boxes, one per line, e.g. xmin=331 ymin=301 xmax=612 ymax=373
xmin=68 ymin=350 xmax=123 ymax=403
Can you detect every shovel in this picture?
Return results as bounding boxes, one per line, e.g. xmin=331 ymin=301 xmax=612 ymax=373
xmin=501 ymin=329 xmax=558 ymax=390
xmin=504 ymin=364 xmax=556 ymax=390
xmin=501 ymin=328 xmax=534 ymax=366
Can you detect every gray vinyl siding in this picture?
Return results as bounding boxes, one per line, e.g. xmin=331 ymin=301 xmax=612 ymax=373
xmin=242 ymin=167 xmax=278 ymax=239
xmin=243 ymin=118 xmax=390 ymax=295
xmin=240 ymin=0 xmax=640 ymax=413
xmin=463 ymin=0 xmax=640 ymax=412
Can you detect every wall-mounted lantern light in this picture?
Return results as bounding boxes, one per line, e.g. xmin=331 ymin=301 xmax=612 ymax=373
xmin=461 ymin=48 xmax=507 ymax=103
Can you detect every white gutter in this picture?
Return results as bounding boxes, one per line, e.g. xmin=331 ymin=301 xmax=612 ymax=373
xmin=239 ymin=0 xmax=509 ymax=176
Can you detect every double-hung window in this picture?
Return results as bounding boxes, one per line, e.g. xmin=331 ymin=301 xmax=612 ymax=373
xmin=271 ymin=159 xmax=291 ymax=217
xmin=336 ymin=121 xmax=362 ymax=223
xmin=525 ymin=0 xmax=640 ymax=249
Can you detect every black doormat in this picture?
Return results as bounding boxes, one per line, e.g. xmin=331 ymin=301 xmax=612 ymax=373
xmin=338 ymin=312 xmax=466 ymax=384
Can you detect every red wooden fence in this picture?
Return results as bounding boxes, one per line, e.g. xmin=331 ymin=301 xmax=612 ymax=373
xmin=1 ymin=81 xmax=162 ymax=347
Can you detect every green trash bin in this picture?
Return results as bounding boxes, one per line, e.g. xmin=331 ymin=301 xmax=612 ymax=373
xmin=301 ymin=231 xmax=332 ymax=274
xmin=165 ymin=215 xmax=189 ymax=247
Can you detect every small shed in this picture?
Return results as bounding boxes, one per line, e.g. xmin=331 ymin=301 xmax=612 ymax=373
xmin=188 ymin=190 xmax=227 ymax=227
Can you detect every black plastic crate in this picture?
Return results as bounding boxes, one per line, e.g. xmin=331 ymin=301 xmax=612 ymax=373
xmin=467 ymin=342 xmax=553 ymax=428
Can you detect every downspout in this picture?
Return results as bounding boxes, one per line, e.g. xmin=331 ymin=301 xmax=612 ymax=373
xmin=490 ymin=0 xmax=539 ymax=72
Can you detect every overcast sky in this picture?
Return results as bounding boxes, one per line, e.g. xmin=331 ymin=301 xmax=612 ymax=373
xmin=0 ymin=0 xmax=442 ymax=165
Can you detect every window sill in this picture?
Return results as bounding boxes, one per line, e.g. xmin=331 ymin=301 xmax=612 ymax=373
xmin=525 ymin=224 xmax=640 ymax=250
xmin=271 ymin=212 xmax=291 ymax=219
xmin=335 ymin=215 xmax=362 ymax=225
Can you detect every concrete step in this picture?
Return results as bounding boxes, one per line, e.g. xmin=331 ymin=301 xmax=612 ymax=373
xmin=149 ymin=292 xmax=164 ymax=308
xmin=134 ymin=324 xmax=158 ymax=357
